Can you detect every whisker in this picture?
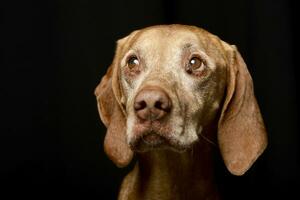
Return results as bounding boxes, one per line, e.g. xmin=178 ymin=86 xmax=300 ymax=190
xmin=199 ymin=133 xmax=217 ymax=146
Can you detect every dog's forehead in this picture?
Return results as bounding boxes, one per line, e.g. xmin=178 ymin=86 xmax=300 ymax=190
xmin=130 ymin=26 xmax=206 ymax=51
xmin=118 ymin=25 xmax=227 ymax=71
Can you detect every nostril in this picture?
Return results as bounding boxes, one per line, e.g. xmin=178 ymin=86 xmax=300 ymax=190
xmin=154 ymin=101 xmax=162 ymax=109
xmin=134 ymin=100 xmax=147 ymax=111
xmin=154 ymin=100 xmax=171 ymax=112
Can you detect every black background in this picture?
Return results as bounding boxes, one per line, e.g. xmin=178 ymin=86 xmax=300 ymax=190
xmin=2 ymin=0 xmax=299 ymax=199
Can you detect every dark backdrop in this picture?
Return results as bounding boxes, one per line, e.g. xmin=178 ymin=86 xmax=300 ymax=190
xmin=2 ymin=0 xmax=299 ymax=199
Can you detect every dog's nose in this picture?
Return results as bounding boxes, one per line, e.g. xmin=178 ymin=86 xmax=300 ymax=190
xmin=134 ymin=86 xmax=172 ymax=121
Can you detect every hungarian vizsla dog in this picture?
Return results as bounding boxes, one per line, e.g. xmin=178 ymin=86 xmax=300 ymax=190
xmin=95 ymin=24 xmax=267 ymax=200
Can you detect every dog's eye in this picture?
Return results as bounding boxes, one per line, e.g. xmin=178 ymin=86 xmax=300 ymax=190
xmin=186 ymin=57 xmax=206 ymax=75
xmin=127 ymin=56 xmax=139 ymax=69
xmin=189 ymin=57 xmax=204 ymax=70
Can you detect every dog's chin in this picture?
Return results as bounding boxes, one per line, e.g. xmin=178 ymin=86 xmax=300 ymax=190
xmin=129 ymin=132 xmax=190 ymax=153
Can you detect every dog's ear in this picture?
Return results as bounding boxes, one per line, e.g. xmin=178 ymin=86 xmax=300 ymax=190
xmin=94 ymin=38 xmax=134 ymax=168
xmin=218 ymin=43 xmax=267 ymax=175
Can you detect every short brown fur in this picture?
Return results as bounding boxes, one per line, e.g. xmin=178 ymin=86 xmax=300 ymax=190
xmin=95 ymin=25 xmax=267 ymax=200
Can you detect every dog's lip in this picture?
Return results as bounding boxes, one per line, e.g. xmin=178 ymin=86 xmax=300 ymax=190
xmin=142 ymin=133 xmax=166 ymax=145
xmin=129 ymin=119 xmax=190 ymax=152
xmin=129 ymin=130 xmax=190 ymax=153
xmin=129 ymin=131 xmax=168 ymax=151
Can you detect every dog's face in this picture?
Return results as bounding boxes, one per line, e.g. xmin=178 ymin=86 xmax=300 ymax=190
xmin=95 ymin=25 xmax=267 ymax=175
xmin=119 ymin=26 xmax=226 ymax=152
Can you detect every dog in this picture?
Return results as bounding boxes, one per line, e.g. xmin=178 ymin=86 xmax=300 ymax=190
xmin=95 ymin=24 xmax=267 ymax=200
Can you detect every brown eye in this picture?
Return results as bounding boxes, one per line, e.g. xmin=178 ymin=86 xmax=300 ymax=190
xmin=186 ymin=56 xmax=205 ymax=74
xmin=127 ymin=56 xmax=139 ymax=69
xmin=189 ymin=57 xmax=203 ymax=70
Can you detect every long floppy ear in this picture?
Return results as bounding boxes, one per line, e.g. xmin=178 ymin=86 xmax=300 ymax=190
xmin=94 ymin=40 xmax=134 ymax=168
xmin=218 ymin=44 xmax=267 ymax=175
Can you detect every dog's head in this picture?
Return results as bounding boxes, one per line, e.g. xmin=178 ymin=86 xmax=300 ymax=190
xmin=95 ymin=25 xmax=267 ymax=175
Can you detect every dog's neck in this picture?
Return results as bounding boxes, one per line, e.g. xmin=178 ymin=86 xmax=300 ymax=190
xmin=121 ymin=140 xmax=220 ymax=200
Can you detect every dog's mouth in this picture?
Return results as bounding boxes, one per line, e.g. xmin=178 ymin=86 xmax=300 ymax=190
xmin=142 ymin=132 xmax=166 ymax=146
xmin=128 ymin=113 xmax=192 ymax=152
xmin=129 ymin=128 xmax=189 ymax=153
xmin=129 ymin=131 xmax=166 ymax=152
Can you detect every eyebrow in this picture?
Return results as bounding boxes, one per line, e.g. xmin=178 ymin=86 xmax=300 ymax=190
xmin=182 ymin=43 xmax=193 ymax=49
